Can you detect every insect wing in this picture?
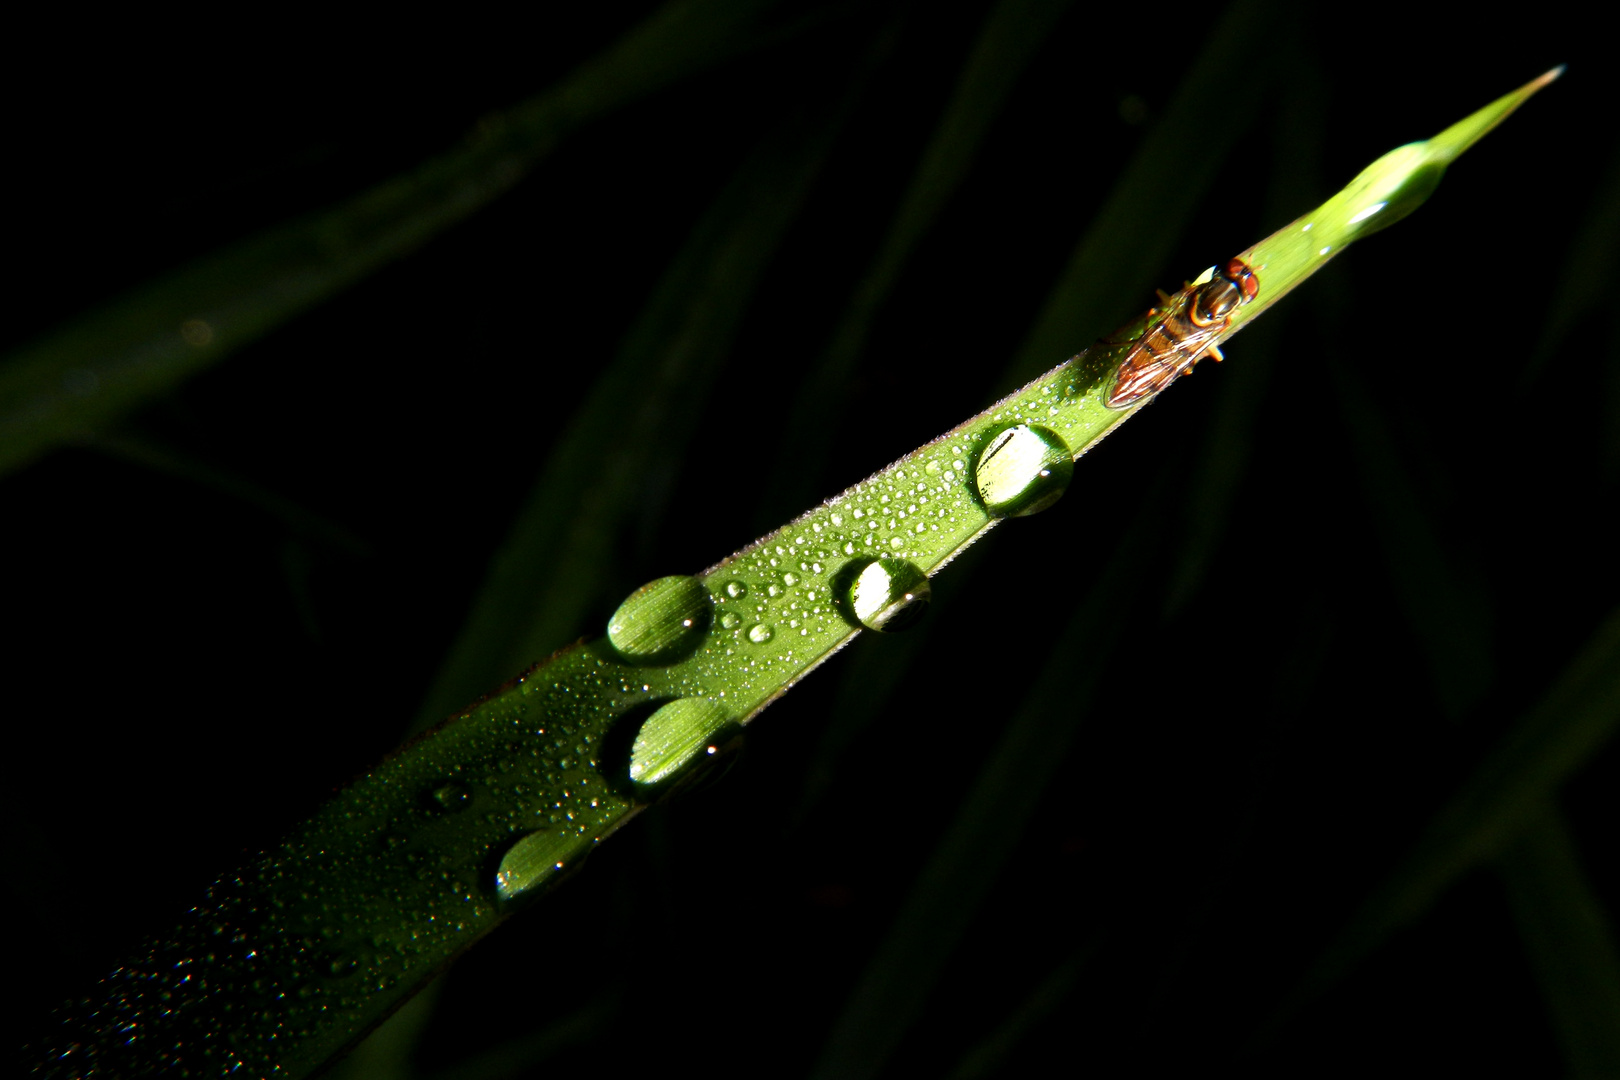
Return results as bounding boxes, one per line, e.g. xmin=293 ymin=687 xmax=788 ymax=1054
xmin=1104 ymin=289 xmax=1221 ymax=408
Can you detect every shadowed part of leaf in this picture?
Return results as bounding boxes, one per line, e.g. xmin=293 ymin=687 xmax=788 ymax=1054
xmin=0 ymin=0 xmax=785 ymax=480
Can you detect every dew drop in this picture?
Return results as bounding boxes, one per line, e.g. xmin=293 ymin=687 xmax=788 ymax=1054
xmin=725 ymin=580 xmax=748 ymax=599
xmin=628 ymin=697 xmax=734 ymax=791
xmin=837 ymin=558 xmax=931 ymax=632
xmin=783 ymin=572 xmax=800 ymax=586
xmin=748 ymin=624 xmax=775 ymax=644
xmin=972 ymin=424 xmax=1074 ymax=517
xmin=493 ymin=830 xmax=577 ymax=904
xmin=720 ymin=611 xmax=742 ymax=630
xmin=430 ymin=782 xmax=471 ymax=811
xmin=607 ymin=575 xmax=713 ymax=664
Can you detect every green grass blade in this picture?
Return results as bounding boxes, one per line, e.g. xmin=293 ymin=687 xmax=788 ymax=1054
xmin=1229 ymin=67 xmax=1562 ymax=336
xmin=1328 ymin=338 xmax=1493 ymax=718
xmin=1519 ymin=137 xmax=1620 ymax=390
xmin=809 ymin=483 xmax=1165 ymax=1080
xmin=25 ymin=66 xmax=1555 ymax=1080
xmin=1000 ymin=0 xmax=1282 ymax=391
xmin=1324 ymin=288 xmax=1620 ymax=1075
xmin=410 ymin=36 xmax=886 ymax=733
xmin=0 ymin=0 xmax=783 ymax=480
xmin=1287 ymin=603 xmax=1620 ymax=1015
xmin=758 ymin=0 xmax=1075 ymax=526
xmin=944 ymin=938 xmax=1099 ymax=1080
xmin=1162 ymin=35 xmax=1326 ymax=615
xmin=1499 ymin=804 xmax=1620 ymax=1079
xmin=82 ymin=432 xmax=370 ymax=557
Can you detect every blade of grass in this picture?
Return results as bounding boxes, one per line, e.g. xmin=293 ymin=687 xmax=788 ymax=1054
xmin=1162 ymin=31 xmax=1327 ymax=616
xmin=0 ymin=0 xmax=787 ymax=479
xmin=322 ymin=979 xmax=442 ymax=1080
xmin=1327 ymin=317 xmax=1493 ymax=719
xmin=354 ymin=20 xmax=901 ymax=1070
xmin=1280 ymin=265 xmax=1620 ymax=1076
xmin=998 ymin=0 xmax=1283 ymax=391
xmin=1499 ymin=802 xmax=1620 ymax=1079
xmin=424 ymin=992 xmax=621 ymax=1080
xmin=808 ymin=478 xmax=1168 ymax=1080
xmin=81 ymin=432 xmax=370 ymax=557
xmin=943 ymin=936 xmax=1100 ymax=1080
xmin=27 ymin=68 xmax=1557 ymax=1080
xmin=1275 ymin=603 xmax=1620 ymax=1039
xmin=411 ymin=11 xmax=900 ymax=733
xmin=1519 ymin=136 xmax=1620 ymax=390
xmin=806 ymin=5 xmax=1289 ymax=1069
xmin=757 ymin=0 xmax=1076 ymax=528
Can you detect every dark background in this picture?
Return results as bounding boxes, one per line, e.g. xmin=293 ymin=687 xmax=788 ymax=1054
xmin=4 ymin=2 xmax=1615 ymax=1076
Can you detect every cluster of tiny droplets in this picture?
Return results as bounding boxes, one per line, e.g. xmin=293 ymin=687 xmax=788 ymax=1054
xmin=33 ymin=353 xmax=1121 ymax=1077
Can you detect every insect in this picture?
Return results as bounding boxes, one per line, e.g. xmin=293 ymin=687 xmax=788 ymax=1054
xmin=1104 ymin=257 xmax=1259 ymax=408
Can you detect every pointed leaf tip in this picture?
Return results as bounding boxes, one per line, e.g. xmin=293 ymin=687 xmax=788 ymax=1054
xmin=1430 ymin=65 xmax=1564 ymax=163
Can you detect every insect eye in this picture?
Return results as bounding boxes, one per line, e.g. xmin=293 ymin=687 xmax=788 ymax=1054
xmin=1225 ymin=258 xmax=1259 ymax=301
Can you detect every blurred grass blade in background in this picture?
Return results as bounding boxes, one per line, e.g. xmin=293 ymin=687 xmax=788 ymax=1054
xmin=1000 ymin=0 xmax=1281 ymax=391
xmin=1284 ymin=603 xmax=1620 ymax=1035
xmin=1499 ymin=803 xmax=1620 ymax=1078
xmin=411 ymin=15 xmax=899 ymax=732
xmin=1326 ymin=283 xmax=1620 ymax=1075
xmin=809 ymin=484 xmax=1167 ymax=1080
xmin=758 ymin=0 xmax=1075 ymax=527
xmin=0 ymin=0 xmax=786 ymax=479
xmin=789 ymin=0 xmax=1282 ymax=827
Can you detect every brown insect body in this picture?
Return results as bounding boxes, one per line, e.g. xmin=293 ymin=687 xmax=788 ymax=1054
xmin=1104 ymin=258 xmax=1258 ymax=409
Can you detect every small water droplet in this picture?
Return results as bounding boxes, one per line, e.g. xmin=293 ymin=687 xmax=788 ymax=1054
xmin=748 ymin=624 xmax=775 ymax=644
xmin=783 ymin=572 xmax=800 ymax=586
xmin=628 ymin=697 xmax=733 ymax=790
xmin=431 ymin=782 xmax=471 ymax=811
xmin=972 ymin=424 xmax=1074 ymax=517
xmin=725 ymin=580 xmax=748 ymax=599
xmin=720 ymin=611 xmax=742 ymax=630
xmin=837 ymin=558 xmax=931 ymax=632
xmin=493 ymin=830 xmax=577 ymax=904
xmin=607 ymin=575 xmax=713 ymax=664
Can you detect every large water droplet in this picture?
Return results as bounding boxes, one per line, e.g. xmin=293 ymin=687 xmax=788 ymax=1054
xmin=836 ymin=558 xmax=931 ymax=632
xmin=972 ymin=424 xmax=1074 ymax=517
xmin=748 ymin=623 xmax=774 ymax=644
xmin=607 ymin=575 xmax=713 ymax=664
xmin=628 ymin=697 xmax=733 ymax=791
xmin=494 ymin=830 xmax=579 ymax=904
